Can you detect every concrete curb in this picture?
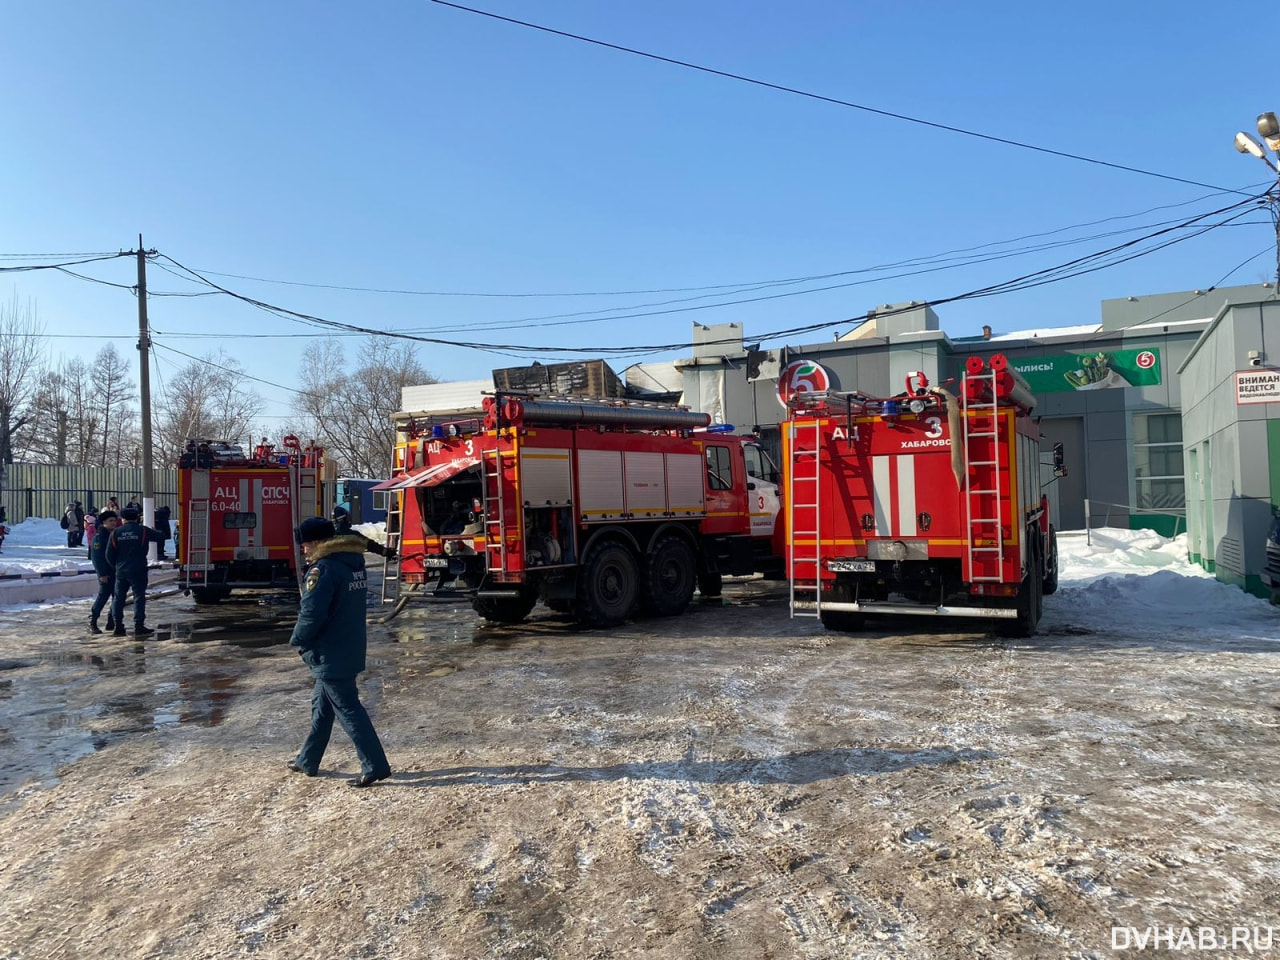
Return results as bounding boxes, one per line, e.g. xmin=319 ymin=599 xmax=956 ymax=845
xmin=0 ymin=567 xmax=181 ymax=605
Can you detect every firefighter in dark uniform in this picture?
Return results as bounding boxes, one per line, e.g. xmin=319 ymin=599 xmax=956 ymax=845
xmin=105 ymin=506 xmax=156 ymax=637
xmin=87 ymin=510 xmax=119 ymax=635
xmin=287 ymin=517 xmax=391 ymax=788
xmin=331 ymin=505 xmax=396 ymax=559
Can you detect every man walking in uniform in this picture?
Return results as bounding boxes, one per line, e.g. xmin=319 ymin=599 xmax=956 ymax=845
xmin=105 ymin=506 xmax=155 ymax=637
xmin=87 ymin=510 xmax=119 ymax=635
xmin=287 ymin=517 xmax=391 ymax=788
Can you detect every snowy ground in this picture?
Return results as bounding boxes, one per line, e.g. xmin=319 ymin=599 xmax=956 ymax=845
xmin=0 ymin=517 xmax=95 ymax=577
xmin=1048 ymin=526 xmax=1279 ymax=643
xmin=0 ymin=527 xmax=1277 ymax=959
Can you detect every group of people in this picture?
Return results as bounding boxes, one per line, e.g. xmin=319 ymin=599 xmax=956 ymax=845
xmin=64 ymin=498 xmax=172 ymax=559
xmin=87 ymin=504 xmax=161 ymax=637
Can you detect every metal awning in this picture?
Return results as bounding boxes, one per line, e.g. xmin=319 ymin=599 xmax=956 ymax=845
xmin=370 ymin=457 xmax=479 ymax=492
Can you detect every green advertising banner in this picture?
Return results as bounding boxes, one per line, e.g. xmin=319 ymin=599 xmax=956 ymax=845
xmin=1009 ymin=348 xmax=1161 ymax=394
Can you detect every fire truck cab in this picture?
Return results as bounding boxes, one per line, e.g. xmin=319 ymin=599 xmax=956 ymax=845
xmin=379 ymin=394 xmax=783 ymax=627
xmin=783 ymin=354 xmax=1059 ymax=637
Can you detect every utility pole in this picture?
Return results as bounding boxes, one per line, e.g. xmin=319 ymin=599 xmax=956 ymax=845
xmin=136 ymin=235 xmax=157 ymax=560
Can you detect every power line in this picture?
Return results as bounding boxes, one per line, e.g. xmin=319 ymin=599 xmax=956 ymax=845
xmin=177 ymin=182 xmax=1274 ymax=303
xmin=1069 ymin=245 xmax=1279 ymax=349
xmin=0 ymin=251 xmax=120 ymax=260
xmin=0 ymin=253 xmax=131 ymax=273
xmin=428 ymin=0 xmax=1247 ymax=195
xmin=152 ymin=194 xmax=1264 ymax=357
xmin=150 ymin=339 xmax=329 ymax=406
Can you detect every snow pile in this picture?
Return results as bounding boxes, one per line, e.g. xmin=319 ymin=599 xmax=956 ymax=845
xmin=7 ymin=517 xmax=77 ymax=548
xmin=353 ymin=521 xmax=389 ymax=546
xmin=0 ymin=518 xmax=94 ymax=577
xmin=1050 ymin=527 xmax=1277 ymax=641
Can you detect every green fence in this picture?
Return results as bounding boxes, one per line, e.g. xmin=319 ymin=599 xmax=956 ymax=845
xmin=2 ymin=464 xmax=179 ymax=522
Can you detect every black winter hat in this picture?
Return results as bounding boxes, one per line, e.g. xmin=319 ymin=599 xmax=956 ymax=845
xmin=295 ymin=517 xmax=335 ymax=544
xmin=120 ymin=506 xmax=140 ymax=521
xmin=97 ymin=510 xmax=118 ymax=522
xmin=332 ymin=505 xmax=350 ymax=521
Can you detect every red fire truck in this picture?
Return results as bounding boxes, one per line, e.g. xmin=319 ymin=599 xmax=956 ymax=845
xmin=378 ymin=395 xmax=783 ymax=627
xmin=177 ymin=435 xmax=329 ymax=604
xmin=783 ymin=354 xmax=1059 ymax=637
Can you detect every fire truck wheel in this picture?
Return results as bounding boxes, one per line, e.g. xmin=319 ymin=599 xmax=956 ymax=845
xmin=472 ymin=592 xmax=537 ymax=624
xmin=820 ymin=610 xmax=865 ymax=632
xmin=697 ymin=571 xmax=723 ymax=599
xmin=1041 ymin=527 xmax=1059 ymax=596
xmin=996 ymin=538 xmax=1042 ymax=638
xmin=644 ymin=534 xmax=697 ymax=617
xmin=577 ymin=541 xmax=639 ymax=627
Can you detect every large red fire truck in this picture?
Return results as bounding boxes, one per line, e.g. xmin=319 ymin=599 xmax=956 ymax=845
xmin=177 ymin=435 xmax=329 ymax=603
xmin=783 ymin=354 xmax=1059 ymax=637
xmin=377 ymin=394 xmax=783 ymax=627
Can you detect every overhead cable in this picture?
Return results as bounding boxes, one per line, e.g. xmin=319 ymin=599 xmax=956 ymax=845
xmin=428 ymin=0 xmax=1248 ymax=195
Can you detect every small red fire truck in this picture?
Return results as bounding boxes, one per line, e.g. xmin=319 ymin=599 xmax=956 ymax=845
xmin=783 ymin=354 xmax=1059 ymax=636
xmin=177 ymin=435 xmax=329 ymax=603
xmin=378 ymin=394 xmax=783 ymax=627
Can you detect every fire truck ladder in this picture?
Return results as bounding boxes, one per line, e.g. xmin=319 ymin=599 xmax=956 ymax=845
xmin=787 ymin=416 xmax=823 ymax=618
xmin=482 ymin=447 xmax=508 ymax=576
xmin=379 ymin=490 xmax=404 ymax=603
xmin=963 ymin=367 xmax=1005 ymax=582
xmin=185 ymin=500 xmax=211 ymax=579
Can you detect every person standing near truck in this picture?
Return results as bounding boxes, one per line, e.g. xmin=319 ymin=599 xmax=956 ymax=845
xmin=87 ymin=510 xmax=119 ymax=635
xmin=105 ymin=506 xmax=156 ymax=638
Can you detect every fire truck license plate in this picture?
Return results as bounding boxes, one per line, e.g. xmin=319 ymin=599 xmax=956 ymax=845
xmin=830 ymin=559 xmax=876 ymax=573
xmin=424 ymin=558 xmax=450 ymax=568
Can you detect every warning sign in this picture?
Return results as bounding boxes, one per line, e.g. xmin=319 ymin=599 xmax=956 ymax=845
xmin=1234 ymin=370 xmax=1280 ymax=405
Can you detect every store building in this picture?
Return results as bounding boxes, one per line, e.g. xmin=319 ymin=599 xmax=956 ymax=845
xmin=1178 ymin=295 xmax=1280 ymax=598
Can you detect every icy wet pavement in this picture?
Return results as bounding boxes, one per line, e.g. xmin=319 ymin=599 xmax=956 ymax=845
xmin=3 ymin=578 xmax=1280 ymax=958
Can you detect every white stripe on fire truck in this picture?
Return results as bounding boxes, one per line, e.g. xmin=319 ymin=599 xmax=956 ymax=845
xmin=240 ymin=479 xmax=251 ymax=548
xmin=872 ymin=456 xmax=891 ymax=536
xmin=897 ymin=455 xmax=917 ymax=537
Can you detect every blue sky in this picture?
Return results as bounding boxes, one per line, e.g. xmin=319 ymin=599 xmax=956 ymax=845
xmin=3 ymin=0 xmax=1276 ymax=424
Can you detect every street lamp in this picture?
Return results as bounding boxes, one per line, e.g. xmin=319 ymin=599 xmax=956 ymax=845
xmin=1235 ymin=112 xmax=1280 ymax=285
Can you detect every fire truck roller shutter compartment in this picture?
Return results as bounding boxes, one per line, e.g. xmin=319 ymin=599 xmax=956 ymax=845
xmin=578 ymin=449 xmax=625 ymax=521
xmin=665 ymin=453 xmax=707 ymax=518
xmin=518 ymin=448 xmax=572 ymax=505
xmin=624 ymin=451 xmax=666 ymax=518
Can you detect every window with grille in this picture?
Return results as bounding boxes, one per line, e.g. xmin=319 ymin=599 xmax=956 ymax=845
xmin=1133 ymin=413 xmax=1184 ymax=510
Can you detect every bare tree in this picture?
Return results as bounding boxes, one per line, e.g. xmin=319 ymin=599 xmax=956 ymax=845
xmin=18 ymin=357 xmax=102 ymax=465
xmin=90 ymin=344 xmax=137 ymax=467
xmin=154 ymin=351 xmax=264 ymax=462
xmin=296 ymin=337 xmax=434 ymax=477
xmin=0 ymin=293 xmax=48 ymax=496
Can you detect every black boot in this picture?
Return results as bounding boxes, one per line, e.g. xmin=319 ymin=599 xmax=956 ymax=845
xmin=112 ymin=626 xmax=127 ymax=637
xmin=134 ymin=625 xmax=155 ymax=637
xmin=105 ymin=616 xmax=116 ymax=631
xmin=89 ymin=620 xmax=103 ymax=636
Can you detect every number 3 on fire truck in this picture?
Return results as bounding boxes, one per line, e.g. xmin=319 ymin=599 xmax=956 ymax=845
xmin=925 ymin=416 xmax=943 ymax=438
